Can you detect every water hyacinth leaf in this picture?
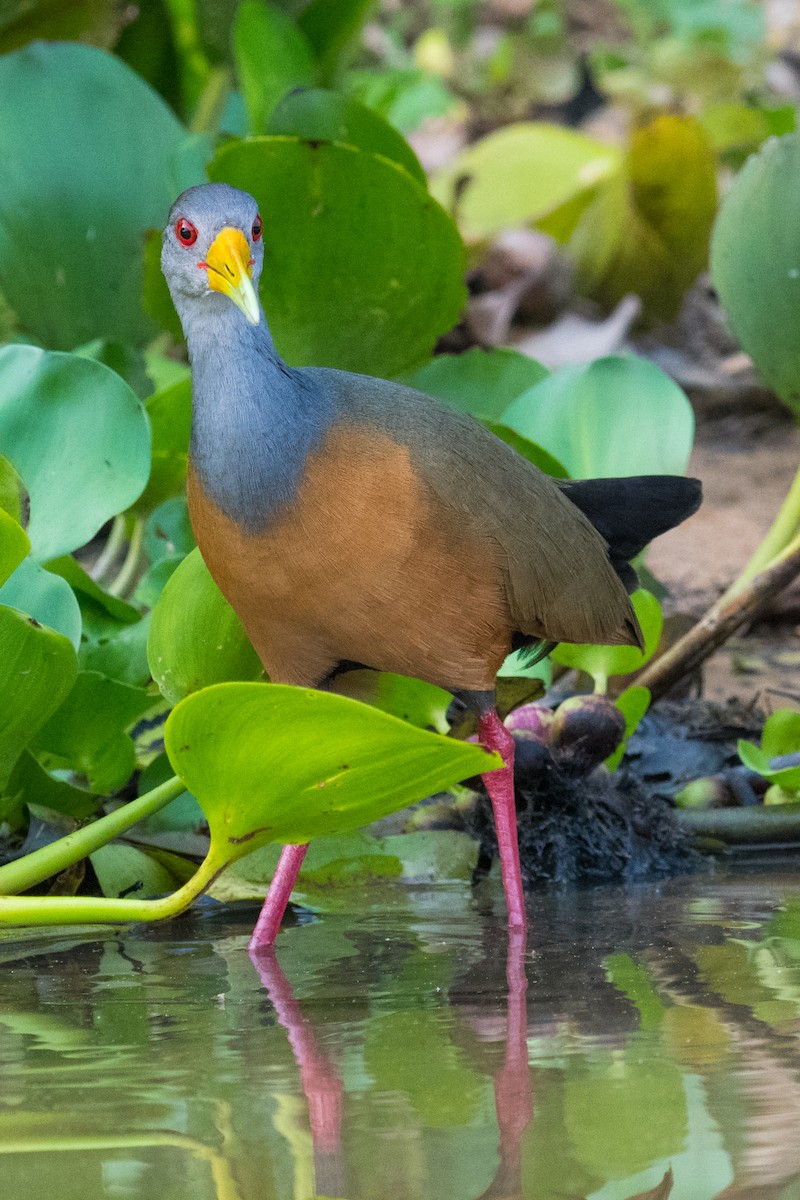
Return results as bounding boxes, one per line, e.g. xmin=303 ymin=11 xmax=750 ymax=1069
xmin=711 ymin=131 xmax=800 ymax=413
xmin=0 ymin=509 xmax=28 ymax=586
xmin=567 ymin=115 xmax=717 ymax=322
xmin=268 ymin=88 xmax=426 ymax=185
xmin=501 ymin=355 xmax=694 ymax=479
xmin=0 ymin=606 xmax=78 ymax=788
xmin=483 ymin=423 xmax=568 ymax=478
xmin=297 ymin=0 xmax=374 ymax=83
xmin=0 ymin=557 xmax=81 ymax=648
xmin=134 ymin=379 xmax=192 ymax=515
xmin=32 ymin=671 xmax=153 ymax=794
xmin=148 ymin=548 xmax=263 ymax=705
xmin=401 ymin=347 xmax=548 ymax=421
xmin=133 ymin=555 xmax=183 ymax=608
xmin=90 ymin=843 xmax=190 ymax=900
xmin=431 ymin=122 xmax=619 ymax=242
xmin=0 ymin=42 xmax=204 ymax=349
xmin=145 ymin=497 xmax=196 ymax=565
xmin=79 ymin=610 xmax=152 ymax=688
xmin=0 ymin=346 xmax=151 ymax=562
xmin=74 ymin=338 xmax=151 ymax=400
xmin=209 ymin=138 xmax=466 ymax=377
xmin=1 ymin=750 xmax=99 ymax=821
xmin=233 ymin=1 xmax=316 ymax=134
xmin=738 ymin=708 xmax=800 ymax=791
xmin=331 ymin=669 xmax=453 ymax=733
xmin=164 ymin=682 xmax=499 ymax=848
xmin=606 ymin=685 xmax=651 ymax=771
xmin=551 ymin=590 xmax=663 ymax=687
xmin=46 ymin=556 xmax=140 ymax=625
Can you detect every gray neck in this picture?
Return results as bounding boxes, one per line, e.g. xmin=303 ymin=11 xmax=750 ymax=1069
xmin=179 ymin=296 xmax=333 ymax=531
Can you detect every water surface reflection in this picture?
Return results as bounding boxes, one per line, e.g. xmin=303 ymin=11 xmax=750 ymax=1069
xmin=2 ymin=872 xmax=800 ymax=1198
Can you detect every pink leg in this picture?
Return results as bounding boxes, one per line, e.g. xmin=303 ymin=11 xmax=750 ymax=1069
xmin=248 ymin=842 xmax=309 ymax=951
xmin=479 ymin=710 xmax=527 ymax=930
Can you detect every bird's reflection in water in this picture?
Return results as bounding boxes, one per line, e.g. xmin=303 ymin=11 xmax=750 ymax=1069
xmin=251 ymin=924 xmax=534 ymax=1200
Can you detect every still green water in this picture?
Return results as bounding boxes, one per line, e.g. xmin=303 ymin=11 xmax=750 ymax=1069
xmin=2 ymin=869 xmax=800 ymax=1199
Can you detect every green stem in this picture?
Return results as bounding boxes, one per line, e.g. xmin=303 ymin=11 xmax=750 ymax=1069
xmin=107 ymin=516 xmax=145 ymax=599
xmin=0 ymin=855 xmax=222 ymax=926
xmin=90 ymin=514 xmax=126 ymax=583
xmin=190 ymin=66 xmax=231 ymax=136
xmin=677 ymin=802 xmax=800 ymax=844
xmin=0 ymin=775 xmax=185 ymax=896
xmin=723 ymin=459 xmax=800 ymax=600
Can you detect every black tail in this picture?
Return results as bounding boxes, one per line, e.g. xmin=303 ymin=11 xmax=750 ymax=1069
xmin=559 ymin=475 xmax=702 ymax=592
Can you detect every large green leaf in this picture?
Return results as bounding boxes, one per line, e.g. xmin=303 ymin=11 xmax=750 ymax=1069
xmin=0 ymin=509 xmax=28 ymax=586
xmin=233 ymin=1 xmax=316 ymax=133
xmin=738 ymin=708 xmax=800 ymax=791
xmin=0 ymin=41 xmax=203 ymax=349
xmin=711 ymin=130 xmax=800 ymax=413
xmin=401 ymin=347 xmax=548 ymax=421
xmin=32 ymin=671 xmax=153 ymax=794
xmin=431 ymin=122 xmax=619 ymax=242
xmin=208 ymin=137 xmax=466 ymax=377
xmin=0 ymin=346 xmax=151 ymax=562
xmin=164 ymin=682 xmax=498 ymax=847
xmin=500 ymin=355 xmax=694 ymax=479
xmin=268 ymin=87 xmax=425 ymax=185
xmin=0 ymin=605 xmax=78 ymax=787
xmin=148 ymin=547 xmax=263 ymax=705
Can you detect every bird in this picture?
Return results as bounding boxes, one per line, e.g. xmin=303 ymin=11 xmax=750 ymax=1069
xmin=160 ymin=182 xmax=701 ymax=951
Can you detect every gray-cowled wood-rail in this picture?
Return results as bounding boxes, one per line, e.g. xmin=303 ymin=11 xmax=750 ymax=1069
xmin=160 ymin=183 xmax=701 ymax=951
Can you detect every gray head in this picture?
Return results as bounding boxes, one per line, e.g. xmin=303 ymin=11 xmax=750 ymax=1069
xmin=161 ymin=183 xmax=264 ymax=327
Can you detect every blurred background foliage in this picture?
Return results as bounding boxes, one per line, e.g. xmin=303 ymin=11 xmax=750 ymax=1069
xmin=2 ymin=0 xmax=800 ymax=911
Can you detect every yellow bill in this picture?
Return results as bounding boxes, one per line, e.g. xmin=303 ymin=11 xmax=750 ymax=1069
xmin=204 ymin=227 xmax=260 ymax=325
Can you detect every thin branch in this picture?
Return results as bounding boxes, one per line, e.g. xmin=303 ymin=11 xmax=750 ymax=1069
xmin=637 ymin=528 xmax=800 ymax=702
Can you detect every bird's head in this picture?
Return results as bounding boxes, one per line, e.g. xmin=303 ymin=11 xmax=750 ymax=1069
xmin=161 ymin=183 xmax=264 ymax=327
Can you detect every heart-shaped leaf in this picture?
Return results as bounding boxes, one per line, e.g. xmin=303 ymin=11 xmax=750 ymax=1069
xmin=148 ymin=548 xmax=263 ymax=705
xmin=500 ymin=355 xmax=694 ymax=479
xmin=0 ymin=346 xmax=150 ymax=562
xmin=0 ymin=41 xmax=204 ymax=348
xmin=164 ymin=682 xmax=498 ymax=849
xmin=0 ymin=605 xmax=78 ymax=787
xmin=208 ymin=137 xmax=466 ymax=377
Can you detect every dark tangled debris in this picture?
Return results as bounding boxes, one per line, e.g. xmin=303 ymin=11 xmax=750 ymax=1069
xmin=473 ymin=762 xmax=703 ymax=887
xmin=471 ymin=698 xmax=765 ymax=886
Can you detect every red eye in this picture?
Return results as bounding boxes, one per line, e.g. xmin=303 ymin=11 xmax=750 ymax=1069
xmin=175 ymin=218 xmax=198 ymax=246
xmin=252 ymin=215 xmax=263 ymax=242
